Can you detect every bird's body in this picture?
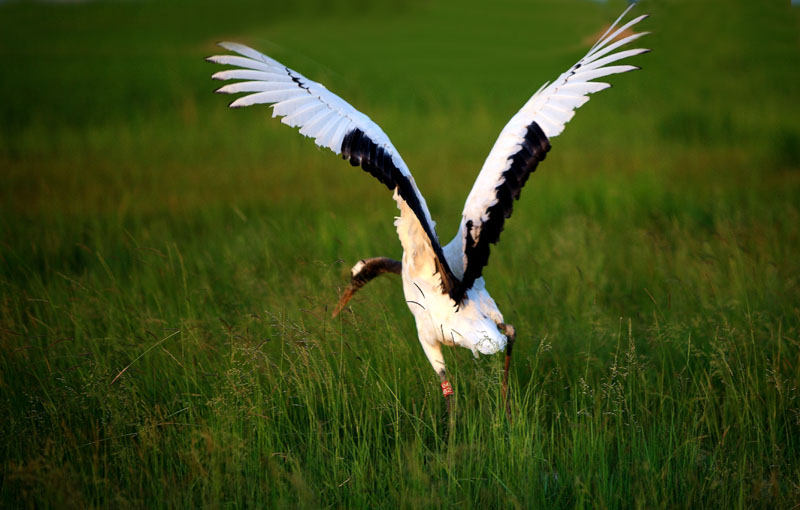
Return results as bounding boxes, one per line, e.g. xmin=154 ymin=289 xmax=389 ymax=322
xmin=396 ymin=190 xmax=506 ymax=362
xmin=208 ymin=6 xmax=649 ymax=413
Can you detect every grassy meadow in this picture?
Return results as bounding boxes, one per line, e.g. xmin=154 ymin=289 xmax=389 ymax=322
xmin=2 ymin=0 xmax=799 ymax=507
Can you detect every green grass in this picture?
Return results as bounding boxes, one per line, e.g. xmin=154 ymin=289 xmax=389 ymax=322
xmin=1 ymin=0 xmax=799 ymax=507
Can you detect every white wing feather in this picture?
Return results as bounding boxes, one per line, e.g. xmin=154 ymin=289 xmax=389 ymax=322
xmin=446 ymin=5 xmax=649 ymax=280
xmin=210 ymin=42 xmax=388 ymax=155
xmin=209 ymin=42 xmax=461 ymax=295
xmin=207 ymin=41 xmax=438 ymax=223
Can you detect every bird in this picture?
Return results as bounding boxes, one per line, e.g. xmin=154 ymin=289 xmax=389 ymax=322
xmin=208 ymin=5 xmax=649 ymax=419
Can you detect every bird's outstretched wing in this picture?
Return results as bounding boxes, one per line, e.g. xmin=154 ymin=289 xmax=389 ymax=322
xmin=208 ymin=43 xmax=461 ymax=297
xmin=445 ymin=6 xmax=650 ymax=300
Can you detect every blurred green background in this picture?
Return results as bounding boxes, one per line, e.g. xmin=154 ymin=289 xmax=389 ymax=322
xmin=1 ymin=0 xmax=799 ymax=508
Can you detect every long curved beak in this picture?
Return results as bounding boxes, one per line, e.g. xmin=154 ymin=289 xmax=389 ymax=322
xmin=332 ymin=284 xmax=358 ymax=318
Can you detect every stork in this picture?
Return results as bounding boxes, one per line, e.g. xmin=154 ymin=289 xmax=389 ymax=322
xmin=208 ymin=6 xmax=649 ymax=419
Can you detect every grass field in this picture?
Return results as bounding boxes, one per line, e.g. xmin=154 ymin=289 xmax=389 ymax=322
xmin=2 ymin=0 xmax=799 ymax=507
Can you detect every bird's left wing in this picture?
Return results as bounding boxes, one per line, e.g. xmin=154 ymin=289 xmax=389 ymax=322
xmin=207 ymin=43 xmax=461 ymax=298
xmin=445 ymin=6 xmax=650 ymax=300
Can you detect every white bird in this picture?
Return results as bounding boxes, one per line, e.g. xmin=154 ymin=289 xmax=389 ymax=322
xmin=208 ymin=6 xmax=649 ymax=418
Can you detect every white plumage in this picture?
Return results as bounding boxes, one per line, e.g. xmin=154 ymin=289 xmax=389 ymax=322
xmin=209 ymin=6 xmax=649 ymax=412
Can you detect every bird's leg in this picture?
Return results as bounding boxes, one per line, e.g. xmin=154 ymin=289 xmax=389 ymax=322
xmin=438 ymin=369 xmax=454 ymax=417
xmin=438 ymin=368 xmax=454 ymax=440
xmin=331 ymin=257 xmax=401 ymax=317
xmin=498 ymin=323 xmax=517 ymax=422
xmin=419 ymin=341 xmax=452 ymax=437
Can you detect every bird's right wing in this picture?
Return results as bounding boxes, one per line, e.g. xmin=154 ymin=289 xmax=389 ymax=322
xmin=207 ymin=43 xmax=461 ymax=298
xmin=445 ymin=6 xmax=650 ymax=300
